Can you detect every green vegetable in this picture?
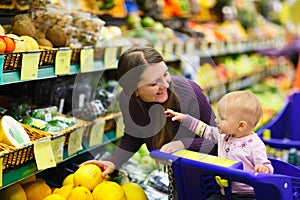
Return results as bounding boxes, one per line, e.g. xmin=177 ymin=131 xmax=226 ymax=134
xmin=47 ymin=120 xmax=69 ymax=133
xmin=31 ymin=106 xmax=58 ymax=121
xmin=52 ymin=116 xmax=76 ymax=126
xmin=21 ymin=116 xmax=33 ymax=125
xmin=32 ymin=110 xmax=45 ymax=120
xmin=31 ymin=118 xmax=49 ymax=131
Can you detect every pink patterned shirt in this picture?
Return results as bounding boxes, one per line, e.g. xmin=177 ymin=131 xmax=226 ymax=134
xmin=183 ymin=115 xmax=274 ymax=194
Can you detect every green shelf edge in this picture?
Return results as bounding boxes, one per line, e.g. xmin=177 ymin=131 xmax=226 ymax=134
xmin=1 ymin=64 xmax=79 ymax=85
xmin=0 ymin=60 xmax=109 ymax=85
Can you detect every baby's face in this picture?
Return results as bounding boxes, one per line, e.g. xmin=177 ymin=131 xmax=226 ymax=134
xmin=215 ymin=101 xmax=239 ymax=135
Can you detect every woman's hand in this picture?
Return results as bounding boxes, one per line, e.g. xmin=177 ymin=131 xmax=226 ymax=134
xmin=81 ymin=160 xmax=116 ymax=178
xmin=160 ymin=140 xmax=185 ymax=153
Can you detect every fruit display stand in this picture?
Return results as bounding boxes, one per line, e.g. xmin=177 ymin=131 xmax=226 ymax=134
xmin=0 ymin=114 xmax=87 ymax=183
xmin=0 ymin=111 xmax=123 ymax=188
xmin=3 ymin=48 xmax=58 ymax=72
xmin=0 ymin=123 xmax=51 ymax=170
xmin=151 ymin=149 xmax=300 ymax=200
xmin=0 ymin=123 xmax=52 ymax=187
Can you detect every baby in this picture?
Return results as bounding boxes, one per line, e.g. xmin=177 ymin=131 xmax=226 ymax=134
xmin=165 ymin=90 xmax=273 ymax=199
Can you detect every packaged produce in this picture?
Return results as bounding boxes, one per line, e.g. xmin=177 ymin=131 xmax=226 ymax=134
xmin=31 ymin=106 xmax=57 ymax=121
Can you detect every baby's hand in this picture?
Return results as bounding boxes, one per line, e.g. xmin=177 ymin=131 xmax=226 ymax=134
xmin=165 ymin=109 xmax=186 ymax=123
xmin=254 ymin=164 xmax=269 ymax=173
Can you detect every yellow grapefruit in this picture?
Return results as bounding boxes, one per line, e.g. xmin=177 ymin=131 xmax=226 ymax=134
xmin=23 ymin=180 xmax=52 ymax=200
xmin=43 ymin=194 xmax=66 ymax=200
xmin=67 ymin=186 xmax=93 ymax=200
xmin=92 ymin=181 xmax=125 ymax=200
xmin=62 ymin=174 xmax=74 ymax=186
xmin=122 ymin=182 xmax=148 ymax=200
xmin=73 ymin=164 xmax=103 ymax=191
xmin=54 ymin=184 xmax=74 ymax=199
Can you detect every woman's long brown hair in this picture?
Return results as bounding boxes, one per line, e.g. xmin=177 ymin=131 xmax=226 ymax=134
xmin=116 ymin=46 xmax=180 ymax=149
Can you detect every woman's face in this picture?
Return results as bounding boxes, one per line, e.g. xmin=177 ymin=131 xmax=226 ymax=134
xmin=136 ymin=61 xmax=171 ymax=103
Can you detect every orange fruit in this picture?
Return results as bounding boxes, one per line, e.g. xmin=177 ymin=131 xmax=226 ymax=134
xmin=0 ymin=37 xmax=6 ymax=52
xmin=6 ymin=34 xmax=25 ymax=52
xmin=3 ymin=36 xmax=16 ymax=52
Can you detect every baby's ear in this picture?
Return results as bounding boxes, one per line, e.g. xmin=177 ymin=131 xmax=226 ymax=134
xmin=238 ymin=120 xmax=247 ymax=131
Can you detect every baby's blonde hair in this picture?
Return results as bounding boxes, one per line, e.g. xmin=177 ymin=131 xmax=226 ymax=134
xmin=218 ymin=90 xmax=262 ymax=129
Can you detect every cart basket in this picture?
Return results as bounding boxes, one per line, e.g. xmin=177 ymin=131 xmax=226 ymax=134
xmin=150 ymin=149 xmax=300 ymax=200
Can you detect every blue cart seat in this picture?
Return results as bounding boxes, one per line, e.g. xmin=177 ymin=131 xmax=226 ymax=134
xmin=257 ymin=92 xmax=300 ymax=149
xmin=151 ymin=149 xmax=300 ymax=200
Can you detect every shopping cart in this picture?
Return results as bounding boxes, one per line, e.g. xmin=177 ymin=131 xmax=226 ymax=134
xmin=257 ymin=92 xmax=300 ymax=150
xmin=150 ymin=149 xmax=300 ymax=200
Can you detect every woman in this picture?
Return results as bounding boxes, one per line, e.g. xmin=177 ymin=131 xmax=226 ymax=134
xmin=83 ymin=46 xmax=217 ymax=177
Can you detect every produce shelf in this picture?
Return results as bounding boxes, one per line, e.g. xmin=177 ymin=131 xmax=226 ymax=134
xmin=0 ymin=60 xmax=110 ymax=85
xmin=0 ymin=112 xmax=120 ymax=189
xmin=1 ymin=64 xmax=79 ymax=85
xmin=1 ymin=130 xmax=118 ymax=189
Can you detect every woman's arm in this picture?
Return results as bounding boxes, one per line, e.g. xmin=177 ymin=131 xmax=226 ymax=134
xmin=108 ymin=133 xmax=144 ymax=169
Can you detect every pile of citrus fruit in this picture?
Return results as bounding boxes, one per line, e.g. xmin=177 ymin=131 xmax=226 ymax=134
xmin=0 ymin=163 xmax=148 ymax=200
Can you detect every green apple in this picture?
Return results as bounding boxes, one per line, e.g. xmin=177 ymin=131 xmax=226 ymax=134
xmin=141 ymin=16 xmax=155 ymax=27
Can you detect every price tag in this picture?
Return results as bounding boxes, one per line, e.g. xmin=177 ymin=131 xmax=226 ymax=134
xmin=34 ymin=137 xmax=56 ymax=170
xmin=21 ymin=52 xmax=40 ymax=81
xmin=51 ymin=136 xmax=65 ymax=163
xmin=89 ymin=121 xmax=105 ymax=147
xmin=0 ymin=55 xmax=3 ymax=84
xmin=55 ymin=49 xmax=71 ymax=75
xmin=164 ymin=42 xmax=173 ymax=61
xmin=116 ymin=116 xmax=124 ymax=138
xmin=185 ymin=40 xmax=195 ymax=55
xmin=0 ymin=157 xmax=2 ymax=187
xmin=80 ymin=48 xmax=94 ymax=73
xmin=175 ymin=43 xmax=184 ymax=59
xmin=104 ymin=47 xmax=118 ymax=69
xmin=68 ymin=128 xmax=84 ymax=156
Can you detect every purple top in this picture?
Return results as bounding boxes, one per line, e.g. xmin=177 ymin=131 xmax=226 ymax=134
xmin=109 ymin=76 xmax=217 ymax=169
